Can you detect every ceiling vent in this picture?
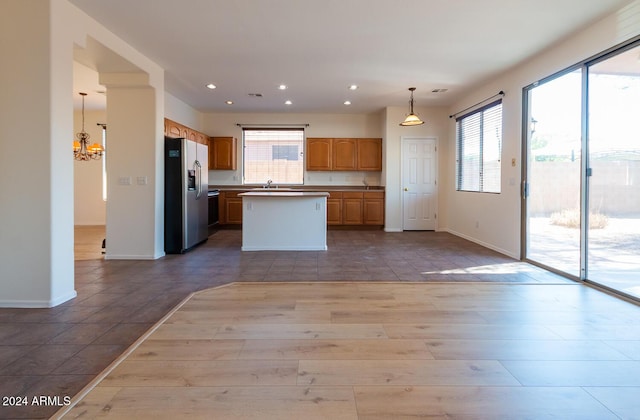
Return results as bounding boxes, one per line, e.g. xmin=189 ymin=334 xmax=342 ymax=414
xmin=431 ymin=88 xmax=448 ymax=93
xmin=248 ymin=93 xmax=263 ymax=97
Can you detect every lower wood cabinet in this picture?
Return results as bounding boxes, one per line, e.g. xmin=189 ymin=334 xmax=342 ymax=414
xmin=342 ymin=192 xmax=364 ymax=224
xmin=363 ymin=192 xmax=385 ymax=225
xmin=218 ymin=189 xmax=384 ymax=227
xmin=326 ymin=192 xmax=343 ymax=225
xmin=219 ymin=192 xmax=243 ymax=225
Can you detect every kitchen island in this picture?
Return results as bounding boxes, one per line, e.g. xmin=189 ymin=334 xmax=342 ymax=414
xmin=239 ymin=191 xmax=329 ymax=251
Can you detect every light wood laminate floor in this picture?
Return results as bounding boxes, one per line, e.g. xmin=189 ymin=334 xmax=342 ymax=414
xmin=57 ymin=281 xmax=640 ymax=419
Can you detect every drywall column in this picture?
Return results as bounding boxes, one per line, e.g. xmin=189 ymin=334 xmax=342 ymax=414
xmin=100 ymin=73 xmax=164 ymax=259
xmin=0 ymin=0 xmax=76 ymax=307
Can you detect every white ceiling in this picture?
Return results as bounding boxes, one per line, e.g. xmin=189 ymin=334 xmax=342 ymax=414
xmin=69 ymin=0 xmax=632 ymax=114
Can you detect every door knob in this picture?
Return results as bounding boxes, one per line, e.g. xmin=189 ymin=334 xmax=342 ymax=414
xmin=404 ymin=187 xmax=409 ymax=191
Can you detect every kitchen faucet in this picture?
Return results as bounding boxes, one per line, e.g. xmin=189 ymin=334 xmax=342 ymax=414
xmin=265 ymin=179 xmax=273 ymax=189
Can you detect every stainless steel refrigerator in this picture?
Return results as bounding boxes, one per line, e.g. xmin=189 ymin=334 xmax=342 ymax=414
xmin=164 ymin=136 xmax=209 ymax=253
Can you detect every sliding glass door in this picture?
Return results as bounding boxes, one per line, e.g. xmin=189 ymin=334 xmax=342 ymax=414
xmin=586 ymin=45 xmax=640 ymax=298
xmin=524 ymin=39 xmax=640 ymax=300
xmin=524 ymin=69 xmax=582 ymax=277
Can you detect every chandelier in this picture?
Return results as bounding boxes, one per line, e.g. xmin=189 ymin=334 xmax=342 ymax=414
xmin=73 ymin=92 xmax=104 ymax=161
xmin=399 ymin=87 xmax=425 ymax=126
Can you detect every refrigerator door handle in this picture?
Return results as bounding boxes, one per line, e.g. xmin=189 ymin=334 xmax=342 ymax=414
xmin=194 ymin=160 xmax=203 ymax=199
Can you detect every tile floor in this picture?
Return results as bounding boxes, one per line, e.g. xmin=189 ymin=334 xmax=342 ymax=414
xmin=0 ymin=228 xmax=605 ymax=419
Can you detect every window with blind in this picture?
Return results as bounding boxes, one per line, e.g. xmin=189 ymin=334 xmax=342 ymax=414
xmin=243 ymin=128 xmax=304 ymax=185
xmin=456 ymin=100 xmax=503 ymax=193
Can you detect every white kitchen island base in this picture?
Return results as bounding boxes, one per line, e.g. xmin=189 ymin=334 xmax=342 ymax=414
xmin=239 ymin=191 xmax=329 ymax=251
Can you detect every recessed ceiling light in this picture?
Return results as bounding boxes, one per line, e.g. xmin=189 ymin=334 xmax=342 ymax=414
xmin=278 ymin=84 xmax=287 ymax=90
xmin=225 ymin=100 xmax=233 ymax=105
xmin=285 ymin=100 xmax=292 ymax=105
xmin=344 ymin=100 xmax=351 ymax=105
xmin=206 ymin=83 xmax=216 ymax=90
xmin=348 ymin=85 xmax=358 ymax=90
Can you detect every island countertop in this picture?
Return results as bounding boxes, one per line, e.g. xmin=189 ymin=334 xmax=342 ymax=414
xmin=238 ymin=191 xmax=329 ymax=198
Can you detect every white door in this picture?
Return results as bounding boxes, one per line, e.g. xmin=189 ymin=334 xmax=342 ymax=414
xmin=402 ymin=137 xmax=437 ymax=230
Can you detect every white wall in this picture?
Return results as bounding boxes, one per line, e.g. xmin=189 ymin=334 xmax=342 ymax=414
xmin=444 ymin=0 xmax=640 ymax=258
xmin=74 ymin=109 xmax=107 ymax=225
xmin=103 ymin=82 xmax=163 ymax=260
xmin=0 ymin=0 xmax=167 ymax=307
xmin=203 ymin=112 xmax=384 ymax=187
xmin=165 ymin=92 xmax=203 ymax=131
xmin=0 ymin=0 xmax=76 ymax=307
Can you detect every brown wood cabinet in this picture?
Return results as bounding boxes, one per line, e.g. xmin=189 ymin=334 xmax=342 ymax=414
xmin=306 ymin=137 xmax=382 ymax=171
xmin=342 ymin=192 xmax=364 ymax=224
xmin=357 ymin=138 xmax=383 ymax=171
xmin=219 ymin=191 xmax=243 ymax=225
xmin=164 ymin=118 xmax=187 ymax=139
xmin=306 ymin=138 xmax=332 ymax=171
xmin=363 ymin=191 xmax=385 ymax=225
xmin=326 ymin=191 xmax=343 ymax=225
xmin=332 ymin=138 xmax=358 ymax=171
xmin=164 ymin=118 xmax=209 ymax=145
xmin=209 ymin=137 xmax=237 ymax=170
xmin=217 ymin=189 xmax=384 ymax=228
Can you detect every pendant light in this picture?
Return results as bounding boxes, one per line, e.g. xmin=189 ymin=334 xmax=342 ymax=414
xmin=399 ymin=87 xmax=425 ymax=126
xmin=73 ymin=92 xmax=104 ymax=161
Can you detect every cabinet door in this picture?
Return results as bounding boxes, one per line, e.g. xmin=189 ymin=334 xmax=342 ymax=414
xmin=363 ymin=199 xmax=384 ymax=225
xmin=195 ymin=131 xmax=209 ymax=145
xmin=357 ymin=138 xmax=383 ymax=171
xmin=165 ymin=118 xmax=186 ymax=138
xmin=210 ymin=137 xmax=237 ymax=170
xmin=225 ymin=198 xmax=243 ymax=224
xmin=326 ymin=192 xmax=343 ymax=225
xmin=306 ymin=138 xmax=332 ymax=171
xmin=342 ymin=192 xmax=363 ymax=224
xmin=187 ymin=129 xmax=198 ymax=143
xmin=343 ymin=199 xmax=363 ymax=224
xmin=332 ymin=138 xmax=357 ymax=171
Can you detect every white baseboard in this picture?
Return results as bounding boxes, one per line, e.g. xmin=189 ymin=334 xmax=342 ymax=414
xmin=384 ymin=227 xmax=403 ymax=232
xmin=0 ymin=290 xmax=77 ymax=308
xmin=105 ymin=254 xmax=161 ymax=260
xmin=441 ymin=228 xmax=519 ymax=259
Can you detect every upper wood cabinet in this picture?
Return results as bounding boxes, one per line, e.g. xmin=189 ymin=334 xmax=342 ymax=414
xmin=306 ymin=138 xmax=332 ymax=171
xmin=164 ymin=118 xmax=187 ymax=139
xmin=332 ymin=138 xmax=358 ymax=171
xmin=357 ymin=138 xmax=383 ymax=171
xmin=164 ymin=118 xmax=208 ymax=145
xmin=209 ymin=136 xmax=237 ymax=170
xmin=306 ymin=137 xmax=382 ymax=171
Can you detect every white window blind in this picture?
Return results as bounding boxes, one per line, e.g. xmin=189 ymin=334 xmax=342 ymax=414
xmin=456 ymin=101 xmax=503 ymax=193
xmin=243 ymin=128 xmax=304 ymax=185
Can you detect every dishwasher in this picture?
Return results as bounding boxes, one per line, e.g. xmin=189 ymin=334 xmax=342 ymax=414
xmin=207 ymin=189 xmax=219 ymax=227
